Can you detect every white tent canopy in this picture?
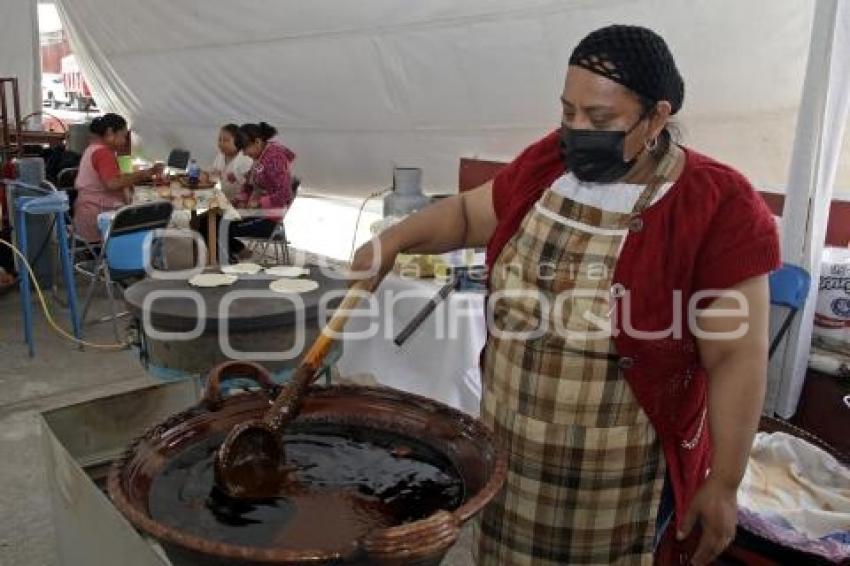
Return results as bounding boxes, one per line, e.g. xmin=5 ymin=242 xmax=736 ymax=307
xmin=0 ymin=0 xmax=40 ymax=118
xmin=54 ymin=0 xmax=832 ymax=194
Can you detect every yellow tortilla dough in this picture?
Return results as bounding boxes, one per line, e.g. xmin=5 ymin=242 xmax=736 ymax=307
xmin=188 ymin=273 xmax=238 ymax=287
xmin=268 ymin=278 xmax=319 ymax=294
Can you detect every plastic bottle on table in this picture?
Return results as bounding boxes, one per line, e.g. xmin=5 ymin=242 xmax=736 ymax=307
xmin=186 ymin=159 xmax=201 ymax=187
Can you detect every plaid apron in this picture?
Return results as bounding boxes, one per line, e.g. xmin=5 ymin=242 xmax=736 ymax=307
xmin=475 ymin=177 xmax=667 ymax=565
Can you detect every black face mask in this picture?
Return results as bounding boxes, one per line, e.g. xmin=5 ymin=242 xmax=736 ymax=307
xmin=559 ymin=116 xmax=646 ymax=183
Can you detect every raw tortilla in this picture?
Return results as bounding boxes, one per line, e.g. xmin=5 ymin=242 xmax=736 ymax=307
xmin=264 ymin=266 xmax=310 ymax=278
xmin=269 ymin=278 xmax=319 ymax=294
xmin=221 ymin=262 xmax=263 ymax=275
xmin=189 ymin=273 xmax=238 ymax=287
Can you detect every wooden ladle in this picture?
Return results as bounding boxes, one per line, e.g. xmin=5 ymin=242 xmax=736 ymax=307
xmin=215 ymin=280 xmax=369 ymax=498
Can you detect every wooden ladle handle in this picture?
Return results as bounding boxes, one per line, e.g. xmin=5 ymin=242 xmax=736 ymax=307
xmin=263 ymin=280 xmax=371 ymax=428
xmin=302 ymin=280 xmax=371 ymax=371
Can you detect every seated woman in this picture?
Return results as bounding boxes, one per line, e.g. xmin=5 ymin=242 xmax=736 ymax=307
xmin=73 ymin=113 xmax=162 ymax=242
xmin=207 ymin=123 xmax=253 ymax=201
xmin=200 ymin=121 xmax=296 ymax=261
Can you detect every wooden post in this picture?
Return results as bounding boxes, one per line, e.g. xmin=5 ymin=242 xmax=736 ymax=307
xmin=0 ymin=81 xmax=10 ymax=156
xmin=11 ymin=78 xmax=22 ymax=157
xmin=208 ymin=209 xmax=218 ymax=266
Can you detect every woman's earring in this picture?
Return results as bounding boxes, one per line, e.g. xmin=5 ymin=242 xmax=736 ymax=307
xmin=644 ymin=136 xmax=659 ymax=152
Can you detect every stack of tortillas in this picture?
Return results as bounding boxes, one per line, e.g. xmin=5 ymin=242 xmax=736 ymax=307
xmin=266 ymin=265 xmax=319 ymax=294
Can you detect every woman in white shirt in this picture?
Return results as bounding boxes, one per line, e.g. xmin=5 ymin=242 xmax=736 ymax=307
xmin=209 ymin=123 xmax=253 ymax=200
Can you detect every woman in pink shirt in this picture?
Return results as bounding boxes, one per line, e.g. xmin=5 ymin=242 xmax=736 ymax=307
xmin=236 ymin=122 xmax=295 ymax=212
xmin=73 ymin=113 xmax=162 ymax=242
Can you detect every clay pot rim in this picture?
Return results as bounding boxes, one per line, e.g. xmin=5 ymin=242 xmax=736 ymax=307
xmin=108 ymin=384 xmax=508 ymax=563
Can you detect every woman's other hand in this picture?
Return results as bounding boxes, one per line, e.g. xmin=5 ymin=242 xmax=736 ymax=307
xmin=139 ymin=162 xmax=164 ymax=184
xmin=677 ymin=476 xmax=738 ymax=566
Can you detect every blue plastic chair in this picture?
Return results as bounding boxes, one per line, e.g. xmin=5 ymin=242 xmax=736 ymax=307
xmin=768 ymin=263 xmax=811 ymax=360
xmin=80 ymin=201 xmax=173 ymax=341
xmin=10 ymin=181 xmax=81 ymax=357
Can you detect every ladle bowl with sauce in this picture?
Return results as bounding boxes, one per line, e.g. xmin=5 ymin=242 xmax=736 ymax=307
xmin=108 ymin=362 xmax=508 ymax=565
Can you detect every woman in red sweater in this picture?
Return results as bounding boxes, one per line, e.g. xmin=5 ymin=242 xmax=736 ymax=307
xmin=353 ymin=25 xmax=779 ymax=565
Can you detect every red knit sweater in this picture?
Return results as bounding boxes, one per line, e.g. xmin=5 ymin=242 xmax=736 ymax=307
xmin=486 ymin=130 xmax=781 ymax=530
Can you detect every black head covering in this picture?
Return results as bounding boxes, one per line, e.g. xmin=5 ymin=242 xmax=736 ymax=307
xmin=569 ymin=25 xmax=684 ymax=114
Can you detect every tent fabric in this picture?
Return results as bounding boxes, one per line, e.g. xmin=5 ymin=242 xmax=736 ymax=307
xmin=0 ymin=0 xmax=40 ymax=120
xmin=54 ymin=0 xmax=823 ymax=194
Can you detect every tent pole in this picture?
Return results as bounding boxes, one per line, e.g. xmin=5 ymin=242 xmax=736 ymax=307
xmin=770 ymin=0 xmax=850 ymax=418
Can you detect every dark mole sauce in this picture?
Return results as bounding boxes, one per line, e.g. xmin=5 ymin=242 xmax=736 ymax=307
xmin=148 ymin=423 xmax=465 ymax=552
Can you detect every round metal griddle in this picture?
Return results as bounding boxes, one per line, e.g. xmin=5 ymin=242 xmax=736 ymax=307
xmin=123 ymin=266 xmax=349 ymax=379
xmin=124 ymin=266 xmax=348 ymax=333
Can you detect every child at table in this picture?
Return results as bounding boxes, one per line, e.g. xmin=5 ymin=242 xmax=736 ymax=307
xmin=208 ymin=124 xmax=253 ymax=201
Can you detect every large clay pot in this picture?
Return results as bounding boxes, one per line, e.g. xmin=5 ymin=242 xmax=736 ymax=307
xmin=109 ymin=361 xmax=507 ymax=565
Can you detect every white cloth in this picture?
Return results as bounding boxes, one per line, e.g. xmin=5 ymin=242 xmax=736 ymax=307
xmin=739 ymin=431 xmax=850 ymax=539
xmin=337 ymin=274 xmax=486 ymax=416
xmin=210 ymin=151 xmax=253 ymax=200
xmin=550 ymin=172 xmax=674 ymax=213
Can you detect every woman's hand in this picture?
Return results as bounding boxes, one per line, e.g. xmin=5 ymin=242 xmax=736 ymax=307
xmin=137 ymin=163 xmax=164 ymax=183
xmin=677 ymin=476 xmax=738 ymax=565
xmin=149 ymin=162 xmax=165 ymax=179
xmin=350 ymin=233 xmax=403 ymax=291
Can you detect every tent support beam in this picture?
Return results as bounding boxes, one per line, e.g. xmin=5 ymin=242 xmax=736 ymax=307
xmin=770 ymin=0 xmax=850 ymax=418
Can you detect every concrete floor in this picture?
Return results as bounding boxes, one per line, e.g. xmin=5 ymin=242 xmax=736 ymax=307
xmin=0 ymin=250 xmax=473 ymax=564
xmin=0 ymin=283 xmax=157 ymax=565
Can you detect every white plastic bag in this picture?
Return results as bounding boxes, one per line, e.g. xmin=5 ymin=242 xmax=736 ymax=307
xmin=814 ymin=247 xmax=850 ymax=351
